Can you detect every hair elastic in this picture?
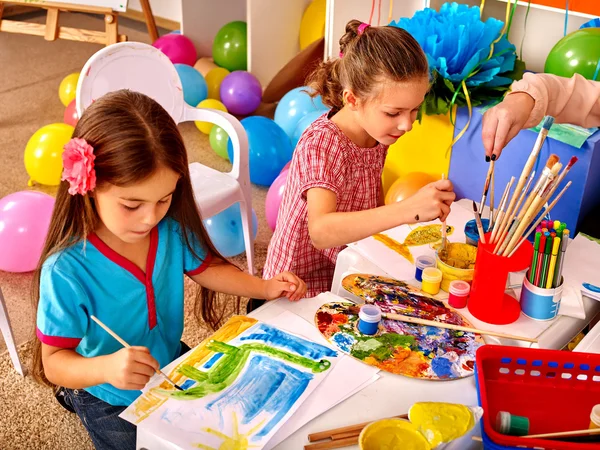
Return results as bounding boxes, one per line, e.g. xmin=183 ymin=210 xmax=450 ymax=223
xmin=358 ymin=22 xmax=370 ymax=35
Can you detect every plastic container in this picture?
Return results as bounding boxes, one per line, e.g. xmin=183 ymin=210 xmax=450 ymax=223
xmin=496 ymin=411 xmax=530 ymax=436
xmin=520 ymin=276 xmax=563 ymax=321
xmin=476 ymin=345 xmax=600 ymax=449
xmin=448 ymin=280 xmax=470 ymax=309
xmin=436 ymin=242 xmax=477 ymax=291
xmin=415 ymin=255 xmax=436 ymax=282
xmin=469 ymin=236 xmax=533 ymax=325
xmin=590 ymin=404 xmax=600 ymax=429
xmin=421 ymin=267 xmax=443 ymax=295
xmin=357 ymin=304 xmax=382 ymax=335
xmin=465 ymin=218 xmax=490 ymax=246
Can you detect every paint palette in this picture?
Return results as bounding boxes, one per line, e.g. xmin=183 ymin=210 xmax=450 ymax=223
xmin=315 ymin=274 xmax=484 ymax=381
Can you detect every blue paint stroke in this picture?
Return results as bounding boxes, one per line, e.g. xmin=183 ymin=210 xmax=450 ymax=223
xmin=332 ymin=332 xmax=355 ymax=354
xmin=431 ymin=357 xmax=454 ymax=378
xmin=181 ymin=379 xmax=196 ymax=390
xmin=239 ymin=323 xmax=337 ymax=360
xmin=203 ymin=353 xmax=223 ymax=369
xmin=207 ymin=354 xmax=312 ymax=440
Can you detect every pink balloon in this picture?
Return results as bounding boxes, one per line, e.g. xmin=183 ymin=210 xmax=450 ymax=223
xmin=281 ymin=161 xmax=291 ymax=173
xmin=0 ymin=191 xmax=55 ymax=273
xmin=64 ymin=99 xmax=79 ymax=127
xmin=152 ymin=34 xmax=197 ymax=66
xmin=265 ymin=169 xmax=289 ymax=231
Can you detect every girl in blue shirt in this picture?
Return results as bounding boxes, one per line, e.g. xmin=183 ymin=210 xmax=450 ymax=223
xmin=32 ymin=89 xmax=306 ymax=450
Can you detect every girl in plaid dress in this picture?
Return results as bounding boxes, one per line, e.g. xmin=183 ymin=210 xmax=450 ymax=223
xmin=263 ymin=20 xmax=456 ymax=299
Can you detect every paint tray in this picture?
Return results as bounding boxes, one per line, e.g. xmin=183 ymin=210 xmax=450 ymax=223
xmin=475 ymin=345 xmax=600 ymax=449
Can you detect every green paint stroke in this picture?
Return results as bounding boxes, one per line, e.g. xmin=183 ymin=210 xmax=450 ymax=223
xmin=168 ymin=339 xmax=331 ymax=400
xmin=351 ymin=333 xmax=415 ymax=362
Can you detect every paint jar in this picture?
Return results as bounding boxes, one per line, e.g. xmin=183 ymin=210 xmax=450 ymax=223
xmin=357 ymin=304 xmax=382 ymax=336
xmin=436 ymin=242 xmax=477 ymax=291
xmin=520 ymin=276 xmax=563 ymax=321
xmin=415 ymin=255 xmax=436 ymax=282
xmin=464 ymin=218 xmax=490 ymax=246
xmin=359 ymin=418 xmax=431 ymax=450
xmin=496 ymin=411 xmax=530 ymax=436
xmin=448 ymin=280 xmax=470 ymax=309
xmin=421 ymin=267 xmax=443 ymax=295
xmin=589 ymin=404 xmax=600 ymax=429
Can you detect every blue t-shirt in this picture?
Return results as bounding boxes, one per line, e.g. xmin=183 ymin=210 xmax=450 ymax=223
xmin=36 ymin=218 xmax=210 ymax=406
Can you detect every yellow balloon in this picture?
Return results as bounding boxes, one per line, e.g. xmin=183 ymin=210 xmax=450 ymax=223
xmin=59 ymin=73 xmax=80 ymax=107
xmin=205 ymin=67 xmax=230 ymax=100
xmin=299 ymin=0 xmax=326 ymax=50
xmin=195 ymin=99 xmax=228 ymax=134
xmin=24 ymin=123 xmax=74 ymax=186
xmin=385 ymin=172 xmax=437 ymax=205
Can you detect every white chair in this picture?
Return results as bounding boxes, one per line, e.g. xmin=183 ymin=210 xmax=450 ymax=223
xmin=0 ymin=286 xmax=25 ymax=376
xmin=76 ymin=42 xmax=255 ymax=274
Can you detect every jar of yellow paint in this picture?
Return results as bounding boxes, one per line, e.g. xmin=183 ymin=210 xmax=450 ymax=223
xmin=435 ymin=242 xmax=477 ymax=291
xmin=421 ymin=267 xmax=443 ymax=295
xmin=359 ymin=418 xmax=431 ymax=450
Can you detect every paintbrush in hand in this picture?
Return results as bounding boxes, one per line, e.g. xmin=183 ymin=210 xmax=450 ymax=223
xmin=479 ymin=160 xmax=495 ymax=217
xmin=90 ymin=315 xmax=184 ymax=391
xmin=440 ymin=173 xmax=448 ymax=257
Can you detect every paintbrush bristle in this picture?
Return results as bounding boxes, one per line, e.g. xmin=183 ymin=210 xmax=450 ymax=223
xmin=542 ymin=116 xmax=555 ymax=130
xmin=567 ymin=156 xmax=578 ymax=168
xmin=472 ymin=200 xmax=478 ymax=212
xmin=551 ymin=162 xmax=563 ymax=175
xmin=546 ymin=154 xmax=559 ymax=168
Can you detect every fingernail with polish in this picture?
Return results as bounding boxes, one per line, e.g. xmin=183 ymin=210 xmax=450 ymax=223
xmin=491 ymin=154 xmax=497 ymax=161
xmin=485 ymin=156 xmax=491 ymax=162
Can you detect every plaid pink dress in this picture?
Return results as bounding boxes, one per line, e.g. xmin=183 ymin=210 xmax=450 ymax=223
xmin=263 ymin=114 xmax=388 ymax=297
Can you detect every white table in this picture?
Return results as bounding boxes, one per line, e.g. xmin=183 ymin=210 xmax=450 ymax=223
xmin=138 ymin=295 xmax=482 ymax=450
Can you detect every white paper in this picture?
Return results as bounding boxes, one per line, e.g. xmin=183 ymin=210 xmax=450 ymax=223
xmin=120 ymin=317 xmax=340 ymax=450
xmin=264 ymin=311 xmax=380 ymax=449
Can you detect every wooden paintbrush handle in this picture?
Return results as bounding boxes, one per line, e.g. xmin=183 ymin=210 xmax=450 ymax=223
xmin=308 ymin=414 xmax=408 ymax=442
xmin=502 ymin=195 xmax=545 ymax=256
xmin=304 ymin=436 xmax=358 ymax=449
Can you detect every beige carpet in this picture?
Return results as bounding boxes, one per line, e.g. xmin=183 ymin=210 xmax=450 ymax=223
xmin=0 ymin=11 xmax=275 ymax=450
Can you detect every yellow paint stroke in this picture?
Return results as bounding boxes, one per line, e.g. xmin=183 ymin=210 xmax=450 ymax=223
xmin=403 ymin=225 xmax=454 ymax=247
xmin=132 ymin=316 xmax=258 ymax=423
xmin=195 ymin=411 xmax=264 ymax=449
xmin=373 ymin=233 xmax=414 ymax=264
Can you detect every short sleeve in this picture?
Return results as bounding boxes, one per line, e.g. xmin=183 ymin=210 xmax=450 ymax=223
xmin=170 ymin=219 xmax=211 ymax=276
xmin=36 ymin=261 xmax=88 ymax=349
xmin=295 ymin=130 xmax=347 ymax=200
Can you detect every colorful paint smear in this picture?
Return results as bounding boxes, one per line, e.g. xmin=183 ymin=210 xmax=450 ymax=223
xmin=315 ymin=274 xmax=483 ymax=380
xmin=403 ymin=224 xmax=454 ymax=247
xmin=121 ymin=316 xmax=337 ymax=449
xmin=373 ymin=233 xmax=414 ymax=264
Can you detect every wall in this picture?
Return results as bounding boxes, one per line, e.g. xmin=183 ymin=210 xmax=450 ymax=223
xmin=128 ymin=0 xmax=181 ymax=23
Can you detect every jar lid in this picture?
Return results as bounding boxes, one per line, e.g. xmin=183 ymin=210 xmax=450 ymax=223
xmin=449 ymin=280 xmax=471 ymax=296
xmin=422 ymin=267 xmax=442 ymax=283
xmin=359 ymin=304 xmax=382 ymax=324
xmin=416 ymin=255 xmax=436 ymax=270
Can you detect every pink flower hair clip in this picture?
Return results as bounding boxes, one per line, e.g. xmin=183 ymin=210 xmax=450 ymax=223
xmin=62 ymin=138 xmax=97 ymax=196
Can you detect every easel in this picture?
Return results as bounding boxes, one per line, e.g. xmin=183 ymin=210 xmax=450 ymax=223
xmin=0 ymin=0 xmax=158 ymax=46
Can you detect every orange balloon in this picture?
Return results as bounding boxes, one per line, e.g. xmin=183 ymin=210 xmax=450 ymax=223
xmin=385 ymin=172 xmax=437 ymax=205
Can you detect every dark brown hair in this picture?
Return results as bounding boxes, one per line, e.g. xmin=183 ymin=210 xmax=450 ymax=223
xmin=32 ymin=89 xmax=237 ymax=387
xmin=307 ymin=19 xmax=429 ymax=111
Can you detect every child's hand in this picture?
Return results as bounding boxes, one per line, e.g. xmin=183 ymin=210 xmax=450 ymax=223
xmin=264 ymin=272 xmax=307 ymax=301
xmin=104 ymin=347 xmax=159 ymax=390
xmin=401 ymin=180 xmax=455 ymax=223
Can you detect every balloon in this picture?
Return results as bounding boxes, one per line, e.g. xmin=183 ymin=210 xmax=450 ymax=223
xmin=205 ymin=67 xmax=230 ymax=100
xmin=58 ymin=73 xmax=80 ymax=107
xmin=64 ymin=99 xmax=79 ymax=127
xmin=195 ymin=99 xmax=228 ymax=134
xmin=545 ymin=28 xmax=600 ymax=80
xmin=299 ymin=0 xmax=326 ymax=50
xmin=220 ymin=71 xmax=262 ymax=116
xmin=174 ymin=64 xmax=208 ymax=106
xmin=228 ymin=117 xmax=293 ymax=186
xmin=291 ymin=110 xmax=324 ymax=148
xmin=0 ymin=191 xmax=55 ymax=273
xmin=274 ymin=87 xmax=327 ymax=138
xmin=24 ymin=123 xmax=74 ymax=186
xmin=203 ymin=203 xmax=258 ymax=257
xmin=281 ymin=161 xmax=292 ymax=173
xmin=384 ymin=172 xmax=437 ymax=205
xmin=152 ymin=33 xmax=197 ymax=66
xmin=265 ymin=169 xmax=289 ymax=231
xmin=209 ymin=125 xmax=230 ymax=160
xmin=213 ymin=21 xmax=247 ymax=71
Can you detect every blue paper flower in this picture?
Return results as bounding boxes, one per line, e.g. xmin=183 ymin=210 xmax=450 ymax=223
xmin=390 ymin=3 xmax=521 ymax=115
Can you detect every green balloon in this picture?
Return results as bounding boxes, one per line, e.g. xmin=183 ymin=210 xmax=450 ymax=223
xmin=212 ymin=21 xmax=247 ymax=71
xmin=209 ymin=125 xmax=230 ymax=160
xmin=545 ymin=28 xmax=600 ymax=80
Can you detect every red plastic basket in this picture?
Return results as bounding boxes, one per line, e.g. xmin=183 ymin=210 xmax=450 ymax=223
xmin=476 ymin=345 xmax=600 ymax=449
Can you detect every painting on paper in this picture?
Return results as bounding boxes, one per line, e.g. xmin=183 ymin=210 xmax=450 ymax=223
xmin=315 ymin=274 xmax=483 ymax=381
xmin=121 ymin=316 xmax=338 ymax=449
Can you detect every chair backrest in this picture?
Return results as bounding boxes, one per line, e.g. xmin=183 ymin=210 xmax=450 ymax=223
xmin=76 ymin=42 xmax=249 ymax=182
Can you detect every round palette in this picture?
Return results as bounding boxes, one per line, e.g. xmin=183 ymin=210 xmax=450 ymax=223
xmin=315 ymin=274 xmax=484 ymax=381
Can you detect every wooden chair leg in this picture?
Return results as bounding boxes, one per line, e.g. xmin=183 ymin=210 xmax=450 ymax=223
xmin=139 ymin=0 xmax=158 ymax=43
xmin=105 ymin=13 xmax=117 ymax=45
xmin=45 ymin=7 xmax=59 ymax=41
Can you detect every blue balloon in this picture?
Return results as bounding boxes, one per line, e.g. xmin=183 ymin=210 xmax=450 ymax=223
xmin=203 ymin=203 xmax=258 ymax=257
xmin=274 ymin=87 xmax=328 ymax=138
xmin=228 ymin=116 xmax=294 ymax=186
xmin=174 ymin=64 xmax=207 ymax=106
xmin=291 ymin=110 xmax=325 ymax=149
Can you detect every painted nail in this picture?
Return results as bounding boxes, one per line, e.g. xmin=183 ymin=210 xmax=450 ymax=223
xmin=491 ymin=154 xmax=497 ymax=161
xmin=485 ymin=156 xmax=491 ymax=162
